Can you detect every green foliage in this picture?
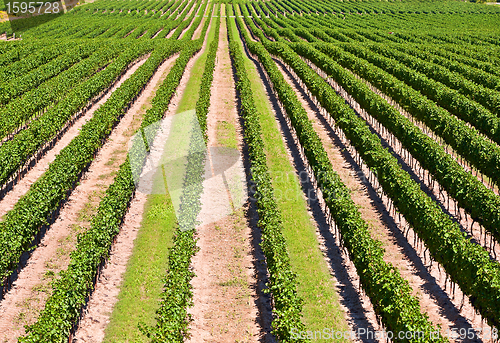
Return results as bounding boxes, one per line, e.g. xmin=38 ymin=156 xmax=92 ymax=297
xmin=166 ymin=0 xmax=200 ymax=41
xmin=2 ymin=0 xmax=500 ymax=341
xmin=0 ymin=41 xmax=165 ymax=289
xmin=0 ymin=42 xmax=118 ymax=141
xmin=195 ymin=5 xmax=220 ymax=142
xmin=227 ymin=7 xmax=308 ymax=342
xmin=237 ymin=7 xmax=448 ymax=341
xmin=360 ymin=43 xmax=500 ymax=145
xmin=243 ymin=6 xmax=500 ymax=330
xmin=302 ymin=41 xmax=500 ymax=253
xmin=179 ymin=0 xmax=208 ymax=41
xmin=19 ymin=158 xmax=136 ymax=343
xmin=17 ymin=43 xmax=181 ymax=343
xmin=0 ymin=40 xmax=77 ymax=84
xmin=0 ymin=42 xmax=151 ymax=188
xmin=140 ymin=15 xmax=217 ymax=340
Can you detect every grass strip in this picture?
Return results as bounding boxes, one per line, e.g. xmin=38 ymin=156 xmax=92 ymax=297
xmin=106 ymin=13 xmax=217 ymax=342
xmin=102 ymin=189 xmax=177 ymax=343
xmin=229 ymin=9 xmax=350 ymax=342
xmin=142 ymin=12 xmax=220 ymax=343
xmin=226 ymin=5 xmax=307 ymax=342
xmin=238 ymin=5 xmax=449 ymax=341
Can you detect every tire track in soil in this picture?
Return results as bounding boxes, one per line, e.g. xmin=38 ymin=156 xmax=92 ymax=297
xmin=187 ymin=16 xmax=266 ymax=343
xmin=274 ymin=58 xmax=489 ymax=342
xmin=73 ymin=19 xmax=214 ymax=343
xmin=0 ymin=57 xmax=150 ymax=343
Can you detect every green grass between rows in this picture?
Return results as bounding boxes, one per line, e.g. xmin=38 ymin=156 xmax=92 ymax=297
xmin=229 ymin=13 xmax=350 ymax=342
xmin=102 ymin=15 xmax=217 ymax=343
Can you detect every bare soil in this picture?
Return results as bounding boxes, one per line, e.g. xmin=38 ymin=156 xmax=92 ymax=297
xmin=312 ymin=60 xmax=497 ymax=339
xmin=355 ymin=74 xmax=500 ymax=261
xmin=192 ymin=6 xmax=208 ymax=40
xmin=275 ymin=59 xmax=463 ymax=337
xmin=178 ymin=3 xmax=204 ymax=40
xmin=0 ymin=57 xmax=147 ymax=220
xmin=71 ymin=191 xmax=147 ymax=343
xmin=187 ymin=17 xmax=264 ymax=343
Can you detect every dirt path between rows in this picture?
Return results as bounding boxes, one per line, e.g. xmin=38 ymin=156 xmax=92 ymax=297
xmin=192 ymin=5 xmax=208 ymax=40
xmin=166 ymin=25 xmax=176 ymax=39
xmin=178 ymin=2 xmax=204 ymax=40
xmin=73 ymin=19 xmax=214 ymax=343
xmin=353 ymin=73 xmax=500 ymax=261
xmin=274 ymin=59 xmax=489 ymax=342
xmin=187 ymin=17 xmax=265 ymax=343
xmin=303 ymin=58 xmax=496 ymax=339
xmin=0 ymin=57 xmax=150 ymax=342
xmin=70 ymin=55 xmax=180 ymax=343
